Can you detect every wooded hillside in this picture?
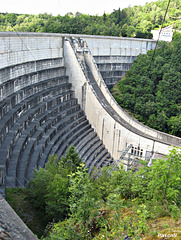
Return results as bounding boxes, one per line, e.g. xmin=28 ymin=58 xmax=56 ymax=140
xmin=0 ymin=0 xmax=180 ymax=38
xmin=111 ymin=33 xmax=181 ymax=137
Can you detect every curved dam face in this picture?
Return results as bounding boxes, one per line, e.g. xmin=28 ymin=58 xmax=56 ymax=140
xmin=0 ymin=32 xmax=181 ymax=195
xmin=64 ymin=37 xmax=181 ymax=159
xmin=80 ymin=35 xmax=156 ymax=89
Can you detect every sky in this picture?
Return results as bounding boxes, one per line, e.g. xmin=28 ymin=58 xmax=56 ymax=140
xmin=1 ymin=0 xmax=158 ymax=16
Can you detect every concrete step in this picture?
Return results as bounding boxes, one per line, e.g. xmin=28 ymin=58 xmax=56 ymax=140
xmin=26 ymin=110 xmax=85 ymax=180
xmin=56 ymin=119 xmax=90 ymax=159
xmin=96 ymin=153 xmax=113 ymax=169
xmin=0 ymin=94 xmax=75 ymax=169
xmin=17 ymin=110 xmax=85 ymax=186
xmin=71 ymin=127 xmax=94 ymax=149
xmin=8 ymin=103 xmax=81 ymax=186
xmin=76 ymin=131 xmax=97 ymax=153
xmin=82 ymin=140 xmax=102 ymax=163
xmin=87 ymin=149 xmax=109 ymax=172
xmin=0 ymin=83 xmax=73 ymax=146
xmin=60 ymin=124 xmax=91 ymax=157
xmin=78 ymin=136 xmax=99 ymax=159
xmin=85 ymin=144 xmax=106 ymax=169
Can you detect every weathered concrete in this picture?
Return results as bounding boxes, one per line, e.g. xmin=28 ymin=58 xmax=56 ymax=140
xmin=64 ymin=37 xmax=181 ymax=162
xmin=82 ymin=35 xmax=156 ymax=88
xmin=0 ymin=32 xmax=114 ymax=193
xmin=0 ymin=32 xmax=63 ymax=69
xmin=0 ymin=32 xmax=180 ymax=166
xmin=0 ymin=194 xmax=38 ymax=239
xmin=0 ymin=32 xmax=156 ymax=89
xmin=0 ymin=31 xmax=181 ymax=238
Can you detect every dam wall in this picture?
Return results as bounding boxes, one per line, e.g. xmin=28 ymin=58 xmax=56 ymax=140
xmin=64 ymin=37 xmax=181 ymax=162
xmin=0 ymin=32 xmax=114 ymax=197
xmin=0 ymin=32 xmax=181 ymax=195
xmin=1 ymin=33 xmax=181 ymax=236
xmin=0 ymin=32 xmax=64 ymax=101
xmin=82 ymin=35 xmax=156 ymax=88
xmin=0 ymin=32 xmax=63 ymax=69
xmin=0 ymin=194 xmax=38 ymax=239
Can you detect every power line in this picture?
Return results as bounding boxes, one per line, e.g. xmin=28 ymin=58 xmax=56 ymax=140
xmin=0 ymin=52 xmax=10 ymax=63
xmin=151 ymin=0 xmax=171 ymax=60
xmin=14 ymin=31 xmax=37 ymax=62
xmin=1 ymin=30 xmax=37 ymax=65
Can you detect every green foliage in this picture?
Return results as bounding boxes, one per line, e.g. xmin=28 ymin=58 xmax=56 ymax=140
xmin=6 ymin=142 xmax=181 ymax=240
xmin=7 ymin=144 xmax=178 ymax=239
xmin=0 ymin=0 xmax=180 ymax=38
xmin=45 ymin=174 xmax=69 ymax=221
xmin=5 ymin=187 xmax=47 ymax=238
xmin=92 ymin=166 xmax=116 ymax=202
xmin=107 ymin=193 xmax=125 ymax=238
xmin=60 ymin=144 xmax=82 ymax=171
xmin=111 ymin=36 xmax=181 ymax=136
xmin=42 ymin=147 xmax=181 ymax=240
xmin=148 ymin=148 xmax=181 ymax=207
xmin=27 ymin=145 xmax=82 ymax=223
xmin=28 ymin=167 xmax=52 ymax=212
xmin=69 ymin=164 xmax=97 ymax=223
xmin=44 ymin=219 xmax=84 ymax=240
xmin=68 ymin=163 xmax=100 ymax=237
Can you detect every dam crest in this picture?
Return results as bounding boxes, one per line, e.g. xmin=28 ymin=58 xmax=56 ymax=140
xmin=0 ymin=32 xmax=181 ymax=198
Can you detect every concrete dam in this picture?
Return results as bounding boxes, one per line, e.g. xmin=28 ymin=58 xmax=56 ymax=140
xmin=1 ymin=32 xmax=181 ymax=196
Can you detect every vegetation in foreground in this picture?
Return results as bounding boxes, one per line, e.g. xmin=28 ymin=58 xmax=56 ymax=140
xmin=5 ymin=187 xmax=47 ymax=238
xmin=0 ymin=0 xmax=180 ymax=38
xmin=6 ymin=146 xmax=181 ymax=239
xmin=111 ymin=33 xmax=181 ymax=137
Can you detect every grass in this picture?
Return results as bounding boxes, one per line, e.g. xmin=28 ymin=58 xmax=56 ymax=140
xmin=143 ymin=216 xmax=181 ymax=239
xmin=89 ymin=201 xmax=181 ymax=240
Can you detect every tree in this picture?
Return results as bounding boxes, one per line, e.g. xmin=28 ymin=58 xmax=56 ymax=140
xmin=111 ymin=36 xmax=181 ymax=137
xmin=103 ymin=12 xmax=106 ymax=22
xmin=126 ymin=25 xmax=135 ymax=37
xmin=69 ymin=164 xmax=97 ymax=223
xmin=42 ymin=147 xmax=181 ymax=240
xmin=147 ymin=148 xmax=181 ymax=212
xmin=27 ymin=145 xmax=83 ymax=222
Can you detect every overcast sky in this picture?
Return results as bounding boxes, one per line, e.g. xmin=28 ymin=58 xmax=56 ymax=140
xmin=1 ymin=0 xmax=158 ymax=16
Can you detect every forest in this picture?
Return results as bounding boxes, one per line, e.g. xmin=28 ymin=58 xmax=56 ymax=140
xmin=0 ymin=0 xmax=181 ymax=38
xmin=6 ymin=146 xmax=181 ymax=239
xmin=111 ymin=33 xmax=181 ymax=137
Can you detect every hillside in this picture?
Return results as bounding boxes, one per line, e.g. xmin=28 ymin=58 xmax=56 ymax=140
xmin=0 ymin=0 xmax=180 ymax=38
xmin=111 ymin=33 xmax=181 ymax=137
